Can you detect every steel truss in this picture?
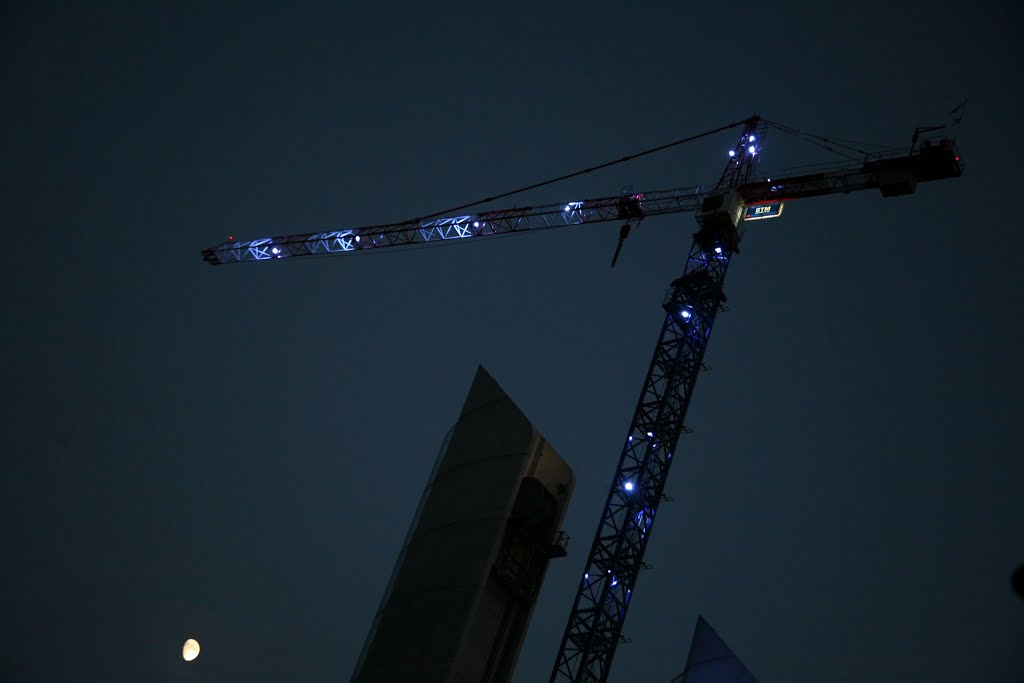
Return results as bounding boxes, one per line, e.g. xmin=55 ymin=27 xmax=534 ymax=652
xmin=548 ymin=118 xmax=765 ymax=683
xmin=202 ymin=132 xmax=954 ymax=268
xmin=201 ymin=186 xmax=711 ymax=265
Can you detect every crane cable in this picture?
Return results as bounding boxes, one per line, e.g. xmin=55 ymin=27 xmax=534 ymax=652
xmin=410 ymin=116 xmax=759 ymax=224
xmin=762 ymin=119 xmax=904 ymax=160
xmin=761 ymin=120 xmax=863 ymax=160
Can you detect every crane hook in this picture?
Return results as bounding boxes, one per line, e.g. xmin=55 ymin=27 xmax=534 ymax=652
xmin=610 ymin=222 xmax=632 ymax=269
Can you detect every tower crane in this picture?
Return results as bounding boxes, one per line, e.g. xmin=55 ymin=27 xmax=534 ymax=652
xmin=202 ymin=115 xmax=963 ymax=683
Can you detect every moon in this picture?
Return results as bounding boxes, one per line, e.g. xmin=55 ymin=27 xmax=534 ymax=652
xmin=182 ymin=638 xmax=201 ymax=662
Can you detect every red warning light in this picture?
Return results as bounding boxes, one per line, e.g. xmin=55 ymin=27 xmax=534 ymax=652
xmin=955 ymin=156 xmax=960 ymax=161
xmin=228 ymin=235 xmax=234 ymax=241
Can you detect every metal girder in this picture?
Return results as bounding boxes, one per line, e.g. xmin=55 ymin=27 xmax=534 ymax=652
xmin=548 ymin=119 xmax=765 ymax=683
xmin=201 ymin=186 xmax=710 ymax=266
xmin=739 ymin=139 xmax=963 ymax=204
xmin=201 ymin=133 xmax=961 ymax=268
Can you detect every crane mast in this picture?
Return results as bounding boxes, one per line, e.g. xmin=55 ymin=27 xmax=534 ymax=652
xmin=201 ymin=115 xmax=963 ymax=683
xmin=549 ymin=118 xmax=765 ymax=683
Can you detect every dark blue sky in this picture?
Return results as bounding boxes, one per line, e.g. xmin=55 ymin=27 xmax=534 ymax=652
xmin=3 ymin=2 xmax=1022 ymax=681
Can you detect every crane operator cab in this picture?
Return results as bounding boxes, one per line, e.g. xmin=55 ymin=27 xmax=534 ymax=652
xmin=694 ymin=190 xmax=745 ymax=253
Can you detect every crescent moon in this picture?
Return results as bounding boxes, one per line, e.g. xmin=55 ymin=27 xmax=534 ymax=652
xmin=182 ymin=638 xmax=201 ymax=661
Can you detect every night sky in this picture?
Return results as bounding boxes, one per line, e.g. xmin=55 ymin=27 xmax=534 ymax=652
xmin=3 ymin=2 xmax=1022 ymax=681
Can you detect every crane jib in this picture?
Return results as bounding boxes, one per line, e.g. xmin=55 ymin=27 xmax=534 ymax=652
xmin=202 ymin=142 xmax=961 ymax=267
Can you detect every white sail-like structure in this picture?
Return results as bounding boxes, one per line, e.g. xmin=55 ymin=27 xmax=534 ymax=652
xmin=671 ymin=615 xmax=759 ymax=683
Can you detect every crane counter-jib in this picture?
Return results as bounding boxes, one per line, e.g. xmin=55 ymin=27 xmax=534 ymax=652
xmin=738 ymin=139 xmax=963 ymax=204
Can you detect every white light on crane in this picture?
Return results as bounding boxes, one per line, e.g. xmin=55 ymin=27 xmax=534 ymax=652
xmin=748 ymin=145 xmax=756 ymax=154
xmin=728 ymin=150 xmax=736 ymax=157
xmin=624 ymin=481 xmax=634 ymax=492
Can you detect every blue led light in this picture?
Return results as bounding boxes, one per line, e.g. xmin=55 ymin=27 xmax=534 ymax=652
xmin=646 ymin=431 xmax=653 ymax=437
xmin=680 ymin=309 xmax=692 ymax=320
xmin=728 ymin=150 xmax=736 ymax=157
xmin=309 ymin=230 xmax=357 ymax=253
xmin=419 ymin=216 xmax=475 ymax=241
xmin=714 ymin=246 xmax=722 ymax=254
xmin=749 ymin=135 xmax=756 ymax=142
xmin=624 ymin=481 xmax=634 ymax=492
xmin=748 ymin=145 xmax=756 ymax=154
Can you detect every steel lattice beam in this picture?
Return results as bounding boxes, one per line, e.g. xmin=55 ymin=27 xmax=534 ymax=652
xmin=548 ymin=119 xmax=765 ymax=683
xmin=202 ymin=135 xmax=960 ymax=268
xmin=201 ymin=186 xmax=709 ymax=265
